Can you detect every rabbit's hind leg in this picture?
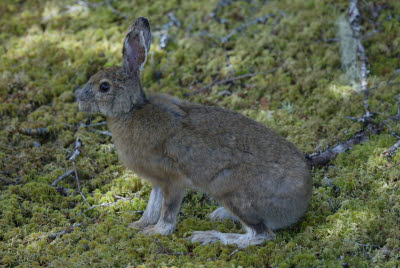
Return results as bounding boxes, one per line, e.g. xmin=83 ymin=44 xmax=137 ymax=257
xmin=190 ymin=222 xmax=275 ymax=248
xmin=129 ymin=186 xmax=163 ymax=229
xmin=209 ymin=207 xmax=239 ymax=222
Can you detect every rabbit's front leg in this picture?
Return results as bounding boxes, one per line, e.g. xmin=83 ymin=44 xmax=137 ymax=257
xmin=142 ymin=184 xmax=185 ymax=236
xmin=129 ymin=186 xmax=163 ymax=229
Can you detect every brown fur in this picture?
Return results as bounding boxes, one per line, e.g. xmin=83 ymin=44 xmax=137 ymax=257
xmin=77 ymin=17 xmax=312 ymax=248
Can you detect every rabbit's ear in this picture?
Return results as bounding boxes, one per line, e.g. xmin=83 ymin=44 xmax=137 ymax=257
xmin=122 ymin=18 xmax=151 ymax=75
xmin=128 ymin=17 xmax=151 ymax=52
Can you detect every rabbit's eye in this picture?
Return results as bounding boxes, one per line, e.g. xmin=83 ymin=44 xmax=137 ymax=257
xmin=99 ymin=82 xmax=110 ymax=93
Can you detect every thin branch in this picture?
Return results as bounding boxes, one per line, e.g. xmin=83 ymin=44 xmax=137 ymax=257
xmin=116 ymin=210 xmax=144 ymax=214
xmin=72 ymin=162 xmax=90 ymax=208
xmin=97 ymin=130 xmax=112 ymax=137
xmin=382 ymin=96 xmax=400 ymax=156
xmin=210 ymin=0 xmax=234 ymax=24
xmin=55 ymin=187 xmax=71 ymax=196
xmin=228 ymin=249 xmax=239 ymax=258
xmin=353 ymin=241 xmax=378 ymax=248
xmin=159 ymin=12 xmax=181 ymax=49
xmin=0 ymin=176 xmax=13 ymax=185
xmin=382 ymin=121 xmax=400 ymax=139
xmin=19 ymin=128 xmax=49 ymax=136
xmin=70 ymin=201 xmax=121 ymax=221
xmin=186 ymin=68 xmax=279 ymax=96
xmin=276 ymin=246 xmax=301 ymax=267
xmin=77 ymin=0 xmax=118 ymax=8
xmin=221 ymin=14 xmax=275 ymax=43
xmin=68 ymin=138 xmax=82 ymax=161
xmin=48 ymin=222 xmax=85 ymax=240
xmin=386 ymin=69 xmax=400 ymax=86
xmin=0 ymin=158 xmax=27 ymax=176
xmin=51 ymin=170 xmax=74 ymax=187
xmin=328 ymin=198 xmax=337 ymax=213
xmin=390 ymin=94 xmax=400 ymax=121
xmin=84 ymin=121 xmax=107 ymax=128
xmin=382 ymin=139 xmax=400 ymax=157
xmin=105 ymin=1 xmax=129 ymax=20
xmin=77 ymin=0 xmax=128 ymax=19
xmin=78 ymin=147 xmax=99 ymax=169
xmin=306 ymin=126 xmax=380 ymax=167
xmin=114 ymin=194 xmax=131 ymax=201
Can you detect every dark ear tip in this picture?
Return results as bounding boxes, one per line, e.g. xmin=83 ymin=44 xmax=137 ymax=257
xmin=137 ymin=17 xmax=150 ymax=27
xmin=133 ymin=17 xmax=150 ymax=29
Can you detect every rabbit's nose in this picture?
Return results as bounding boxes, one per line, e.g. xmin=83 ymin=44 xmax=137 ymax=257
xmin=76 ymin=84 xmax=93 ymax=101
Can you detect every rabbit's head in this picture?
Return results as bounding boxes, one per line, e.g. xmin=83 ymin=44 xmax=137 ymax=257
xmin=77 ymin=17 xmax=151 ymax=117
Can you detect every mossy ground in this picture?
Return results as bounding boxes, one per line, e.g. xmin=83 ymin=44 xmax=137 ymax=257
xmin=1 ymin=0 xmax=399 ymax=267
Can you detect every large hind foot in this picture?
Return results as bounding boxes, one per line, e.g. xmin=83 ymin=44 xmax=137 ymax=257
xmin=189 ymin=230 xmax=274 ymax=248
xmin=209 ymin=207 xmax=239 ymax=222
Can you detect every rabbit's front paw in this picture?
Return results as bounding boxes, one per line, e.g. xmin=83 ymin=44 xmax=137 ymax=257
xmin=142 ymin=222 xmax=175 ymax=236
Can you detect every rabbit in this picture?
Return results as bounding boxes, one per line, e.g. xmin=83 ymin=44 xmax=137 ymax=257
xmin=77 ymin=17 xmax=312 ymax=248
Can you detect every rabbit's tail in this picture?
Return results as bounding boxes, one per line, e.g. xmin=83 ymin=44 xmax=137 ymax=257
xmin=189 ymin=224 xmax=275 ymax=248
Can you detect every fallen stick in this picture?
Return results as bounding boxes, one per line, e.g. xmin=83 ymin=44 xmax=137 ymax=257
xmin=221 ymin=14 xmax=275 ymax=43
xmin=68 ymin=138 xmax=82 ymax=161
xmin=0 ymin=176 xmax=13 ymax=185
xmin=186 ymin=68 xmax=279 ymax=96
xmin=382 ymin=139 xmax=400 ymax=157
xmin=51 ymin=170 xmax=74 ymax=187
xmin=72 ymin=162 xmax=91 ymax=208
xmin=48 ymin=222 xmax=85 ymax=240
xmin=19 ymin=128 xmax=49 ymax=136
xmin=84 ymin=121 xmax=107 ymax=128
xmin=70 ymin=201 xmax=121 ymax=221
xmin=306 ymin=126 xmax=380 ymax=167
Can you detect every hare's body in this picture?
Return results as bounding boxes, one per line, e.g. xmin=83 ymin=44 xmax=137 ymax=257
xmin=77 ymin=17 xmax=312 ymax=248
xmin=108 ymin=94 xmax=311 ymax=238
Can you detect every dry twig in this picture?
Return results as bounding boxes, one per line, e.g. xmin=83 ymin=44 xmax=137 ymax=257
xmin=221 ymin=14 xmax=275 ymax=43
xmin=51 ymin=170 xmax=74 ymax=187
xmin=84 ymin=121 xmax=107 ymax=128
xmin=306 ymin=126 xmax=380 ymax=167
xmin=48 ymin=222 xmax=85 ymax=240
xmin=72 ymin=162 xmax=91 ymax=208
xmin=0 ymin=176 xmax=14 ymax=185
xmin=186 ymin=68 xmax=279 ymax=96
xmin=69 ymin=138 xmax=82 ymax=161
xmin=0 ymin=158 xmax=27 ymax=176
xmin=382 ymin=95 xmax=400 ymax=157
xmin=19 ymin=128 xmax=49 ymax=136
xmin=382 ymin=140 xmax=400 ymax=158
xmin=159 ymin=12 xmax=181 ymax=49
xmin=77 ymin=0 xmax=129 ymax=19
xmin=71 ymin=201 xmax=122 ymax=221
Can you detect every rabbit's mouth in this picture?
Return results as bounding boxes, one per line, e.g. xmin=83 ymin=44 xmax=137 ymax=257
xmin=78 ymin=100 xmax=94 ymax=112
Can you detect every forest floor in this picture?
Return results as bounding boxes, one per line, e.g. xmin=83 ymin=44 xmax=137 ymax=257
xmin=0 ymin=0 xmax=399 ymax=267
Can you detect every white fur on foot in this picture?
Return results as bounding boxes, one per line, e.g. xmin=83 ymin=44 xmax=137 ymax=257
xmin=142 ymin=221 xmax=175 ymax=236
xmin=190 ymin=230 xmax=274 ymax=248
xmin=129 ymin=187 xmax=163 ymax=230
xmin=209 ymin=207 xmax=239 ymax=222
xmin=129 ymin=219 xmax=152 ymax=230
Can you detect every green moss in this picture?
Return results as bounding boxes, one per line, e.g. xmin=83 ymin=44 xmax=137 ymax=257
xmin=0 ymin=0 xmax=400 ymax=266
